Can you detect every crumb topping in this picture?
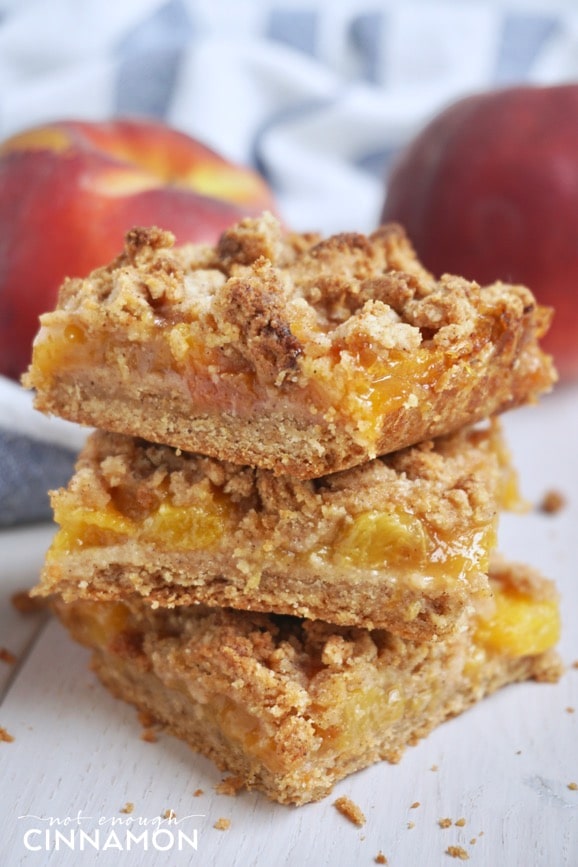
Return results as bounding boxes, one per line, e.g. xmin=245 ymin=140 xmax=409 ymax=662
xmin=59 ymin=420 xmax=504 ymax=549
xmin=49 ymin=213 xmax=553 ymax=389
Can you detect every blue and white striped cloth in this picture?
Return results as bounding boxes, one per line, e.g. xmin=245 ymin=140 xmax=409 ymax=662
xmin=1 ymin=0 xmax=577 ymax=524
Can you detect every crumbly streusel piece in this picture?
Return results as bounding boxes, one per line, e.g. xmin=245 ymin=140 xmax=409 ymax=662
xmin=35 ymin=421 xmax=515 ymax=639
xmin=24 ymin=213 xmax=556 ymax=479
xmin=51 ymin=558 xmax=562 ymax=805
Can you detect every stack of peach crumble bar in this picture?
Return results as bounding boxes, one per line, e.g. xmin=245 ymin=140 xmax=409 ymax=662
xmin=24 ymin=213 xmax=563 ymax=805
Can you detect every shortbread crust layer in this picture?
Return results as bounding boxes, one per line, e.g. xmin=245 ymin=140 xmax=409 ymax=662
xmin=51 ymin=558 xmax=562 ymax=805
xmin=35 ymin=421 xmax=516 ymax=639
xmin=24 ymin=213 xmax=556 ymax=478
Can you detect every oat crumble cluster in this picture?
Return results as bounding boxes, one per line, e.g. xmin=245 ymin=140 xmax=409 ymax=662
xmin=25 ymin=213 xmax=562 ymax=806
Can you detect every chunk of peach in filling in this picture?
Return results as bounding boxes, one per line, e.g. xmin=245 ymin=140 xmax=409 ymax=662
xmin=475 ymin=586 xmax=560 ymax=657
xmin=313 ymin=682 xmax=405 ymax=754
xmin=330 ymin=508 xmax=496 ymax=583
xmin=49 ymin=486 xmax=235 ymax=553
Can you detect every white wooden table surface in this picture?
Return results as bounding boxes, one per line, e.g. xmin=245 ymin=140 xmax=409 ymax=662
xmin=1 ymin=386 xmax=577 ymax=867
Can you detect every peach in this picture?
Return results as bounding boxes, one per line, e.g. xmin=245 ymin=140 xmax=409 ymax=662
xmin=382 ymin=84 xmax=578 ymax=382
xmin=0 ymin=118 xmax=277 ymax=379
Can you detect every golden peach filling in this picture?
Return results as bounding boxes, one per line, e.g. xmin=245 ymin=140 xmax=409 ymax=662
xmin=212 ymin=696 xmax=287 ymax=772
xmin=318 ymin=507 xmax=497 ymax=586
xmin=308 ymin=345 xmax=446 ymax=443
xmin=30 ymin=316 xmax=456 ymax=448
xmin=50 ymin=494 xmax=234 ymax=554
xmin=313 ymin=683 xmax=405 ymax=755
xmin=60 ymin=599 xmax=131 ymax=648
xmin=475 ymin=587 xmax=560 ymax=657
xmin=49 ymin=489 xmax=496 ymax=590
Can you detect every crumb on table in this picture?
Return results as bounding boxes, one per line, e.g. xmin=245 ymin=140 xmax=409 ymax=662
xmin=333 ymin=795 xmax=366 ymax=827
xmin=0 ymin=726 xmax=15 ymax=743
xmin=375 ymin=852 xmax=388 ymax=864
xmin=446 ymin=845 xmax=470 ymax=860
xmin=0 ymin=647 xmax=16 ymax=665
xmin=11 ymin=590 xmax=46 ymax=615
xmin=539 ymin=489 xmax=566 ymax=514
xmin=215 ymin=776 xmax=244 ymax=797
xmin=137 ymin=709 xmax=158 ymax=728
xmin=439 ymin=817 xmax=453 ymax=829
xmin=568 ymin=782 xmax=578 ymax=791
xmin=140 ymin=728 xmax=158 ymax=743
xmin=119 ymin=802 xmax=134 ymax=814
xmin=213 ymin=817 xmax=231 ymax=831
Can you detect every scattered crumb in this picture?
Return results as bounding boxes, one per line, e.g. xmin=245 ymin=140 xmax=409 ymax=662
xmin=163 ymin=809 xmax=176 ymax=820
xmin=469 ymin=838 xmax=477 ymax=845
xmin=515 ymin=750 xmax=522 ymax=755
xmin=11 ymin=590 xmax=46 ymax=615
xmin=410 ymin=801 xmax=421 ymax=809
xmin=572 ymin=661 xmax=578 ymax=670
xmin=333 ymin=796 xmax=366 ymax=827
xmin=193 ymin=789 xmax=204 ymax=797
xmin=215 ymin=775 xmax=244 ymax=797
xmin=566 ymin=707 xmax=575 ymax=714
xmin=213 ymin=817 xmax=231 ymax=831
xmin=455 ymin=818 xmax=466 ymax=827
xmin=375 ymin=853 xmax=388 ymax=864
xmin=137 ymin=709 xmax=161 ymax=742
xmin=539 ymin=489 xmax=566 ymax=514
xmin=430 ymin=764 xmax=439 ymax=772
xmin=137 ymin=709 xmax=158 ymax=728
xmin=407 ymin=821 xmax=415 ymax=830
xmin=568 ymin=782 xmax=578 ymax=791
xmin=0 ymin=647 xmax=16 ymax=665
xmin=119 ymin=802 xmax=134 ymax=814
xmin=446 ymin=845 xmax=469 ymax=860
xmin=0 ymin=726 xmax=14 ymax=743
xmin=439 ymin=818 xmax=452 ymax=829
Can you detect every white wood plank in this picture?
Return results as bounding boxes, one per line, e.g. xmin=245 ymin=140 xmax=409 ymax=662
xmin=0 ymin=524 xmax=55 ymax=695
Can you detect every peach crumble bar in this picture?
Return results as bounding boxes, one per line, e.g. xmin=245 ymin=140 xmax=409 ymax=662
xmin=23 ymin=213 xmax=556 ymax=479
xmin=33 ymin=421 xmax=518 ymax=639
xmin=51 ymin=558 xmax=562 ymax=805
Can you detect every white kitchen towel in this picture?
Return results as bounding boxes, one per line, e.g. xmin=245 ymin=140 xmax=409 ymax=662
xmin=1 ymin=0 xmax=577 ymax=524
